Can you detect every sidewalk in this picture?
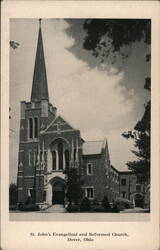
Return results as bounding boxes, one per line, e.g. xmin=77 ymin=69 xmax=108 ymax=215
xmin=120 ymin=207 xmax=150 ymax=213
xmin=10 ymin=210 xmax=150 ymax=221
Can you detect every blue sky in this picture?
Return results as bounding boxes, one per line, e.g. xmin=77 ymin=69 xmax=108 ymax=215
xmin=10 ymin=19 xmax=150 ymax=182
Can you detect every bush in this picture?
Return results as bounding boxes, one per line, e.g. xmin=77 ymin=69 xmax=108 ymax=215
xmin=9 ymin=183 xmax=17 ymax=205
xmin=22 ymin=203 xmax=40 ymax=211
xmin=18 ymin=202 xmax=24 ymax=211
xmin=9 ymin=204 xmax=17 ymax=211
xmin=111 ymin=203 xmax=120 ymax=213
xmin=25 ymin=196 xmax=34 ymax=205
xmin=18 ymin=198 xmax=40 ymax=211
xmin=91 ymin=204 xmax=105 ymax=212
xmin=102 ymin=196 xmax=111 ymax=212
xmin=66 ymin=203 xmax=80 ymax=213
xmin=80 ymin=197 xmax=91 ymax=212
xmin=92 ymin=198 xmax=99 ymax=206
xmin=115 ymin=198 xmax=132 ymax=211
xmin=91 ymin=198 xmax=105 ymax=212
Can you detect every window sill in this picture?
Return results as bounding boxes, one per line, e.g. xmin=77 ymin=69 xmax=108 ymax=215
xmin=28 ymin=139 xmax=39 ymax=142
xmin=87 ymin=197 xmax=94 ymax=200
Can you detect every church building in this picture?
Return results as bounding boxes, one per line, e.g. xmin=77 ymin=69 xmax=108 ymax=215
xmin=17 ymin=20 xmax=119 ymax=208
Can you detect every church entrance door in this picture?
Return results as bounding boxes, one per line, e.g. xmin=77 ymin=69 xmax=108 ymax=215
xmin=52 ymin=180 xmax=65 ymax=205
xmin=52 ymin=191 xmax=64 ymax=204
xmin=135 ymin=194 xmax=144 ymax=208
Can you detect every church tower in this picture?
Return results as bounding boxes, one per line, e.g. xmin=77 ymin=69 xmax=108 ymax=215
xmin=17 ymin=20 xmax=57 ymax=205
xmin=17 ymin=20 xmax=113 ymax=209
xmin=17 ymin=20 xmax=82 ymax=207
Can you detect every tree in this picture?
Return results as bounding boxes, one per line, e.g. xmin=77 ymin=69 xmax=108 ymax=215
xmin=83 ymin=19 xmax=150 ymax=66
xmin=102 ymin=195 xmax=111 ymax=212
xmin=9 ymin=183 xmax=17 ymax=205
xmin=122 ymin=100 xmax=150 ymax=183
xmin=64 ymin=167 xmax=83 ymax=205
xmin=82 ymin=19 xmax=151 ymax=184
xmin=80 ymin=197 xmax=91 ymax=212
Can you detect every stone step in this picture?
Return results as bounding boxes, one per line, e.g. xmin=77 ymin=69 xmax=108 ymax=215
xmin=45 ymin=204 xmax=66 ymax=213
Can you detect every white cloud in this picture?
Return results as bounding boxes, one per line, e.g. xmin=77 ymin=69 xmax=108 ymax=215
xmin=81 ymin=128 xmax=106 ymax=141
xmin=107 ymin=128 xmax=136 ymax=171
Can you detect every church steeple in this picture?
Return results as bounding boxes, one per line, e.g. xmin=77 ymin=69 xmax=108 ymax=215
xmin=31 ymin=19 xmax=49 ymax=102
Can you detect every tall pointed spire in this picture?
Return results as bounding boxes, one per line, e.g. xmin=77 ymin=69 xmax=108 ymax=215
xmin=31 ymin=19 xmax=49 ymax=102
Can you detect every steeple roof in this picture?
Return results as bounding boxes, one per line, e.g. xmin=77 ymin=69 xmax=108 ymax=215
xmin=31 ymin=20 xmax=49 ymax=102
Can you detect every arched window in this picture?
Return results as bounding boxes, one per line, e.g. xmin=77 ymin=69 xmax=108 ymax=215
xmin=58 ymin=142 xmax=63 ymax=170
xmin=52 ymin=151 xmax=56 ymax=170
xmin=65 ymin=150 xmax=70 ymax=168
xmin=34 ymin=117 xmax=38 ymax=138
xmin=74 ymin=148 xmax=76 ymax=161
xmin=40 ymin=151 xmax=43 ymax=162
xmin=43 ymin=190 xmax=46 ymax=201
xmin=29 ymin=117 xmax=38 ymax=139
xmin=29 ymin=118 xmax=33 ymax=139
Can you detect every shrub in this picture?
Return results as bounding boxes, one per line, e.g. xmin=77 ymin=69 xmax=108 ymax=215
xmin=66 ymin=203 xmax=80 ymax=213
xmin=64 ymin=167 xmax=83 ymax=205
xmin=25 ymin=196 xmax=34 ymax=205
xmin=18 ymin=198 xmax=40 ymax=211
xmin=9 ymin=204 xmax=17 ymax=211
xmin=111 ymin=203 xmax=120 ymax=213
xmin=80 ymin=197 xmax=91 ymax=212
xmin=9 ymin=183 xmax=17 ymax=205
xmin=91 ymin=204 xmax=105 ymax=212
xmin=18 ymin=202 xmax=24 ymax=211
xmin=92 ymin=198 xmax=99 ymax=206
xmin=102 ymin=196 xmax=111 ymax=212
xmin=115 ymin=197 xmax=132 ymax=211
xmin=22 ymin=203 xmax=40 ymax=211
xmin=91 ymin=198 xmax=104 ymax=212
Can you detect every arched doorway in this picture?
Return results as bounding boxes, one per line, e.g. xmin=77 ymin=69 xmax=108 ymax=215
xmin=134 ymin=193 xmax=144 ymax=208
xmin=51 ymin=177 xmax=66 ymax=205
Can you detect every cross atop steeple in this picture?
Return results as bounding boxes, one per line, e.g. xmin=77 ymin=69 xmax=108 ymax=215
xmin=31 ymin=19 xmax=49 ymax=102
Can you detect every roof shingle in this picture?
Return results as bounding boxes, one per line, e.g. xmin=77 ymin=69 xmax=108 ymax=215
xmin=83 ymin=140 xmax=105 ymax=155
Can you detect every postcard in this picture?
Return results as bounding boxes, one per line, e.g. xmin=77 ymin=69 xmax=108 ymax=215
xmin=1 ymin=1 xmax=160 ymax=250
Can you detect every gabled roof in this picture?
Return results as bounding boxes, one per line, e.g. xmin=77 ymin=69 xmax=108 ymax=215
xmin=42 ymin=115 xmax=75 ymax=133
xmin=31 ymin=22 xmax=49 ymax=102
xmin=111 ymin=165 xmax=120 ymax=174
xmin=83 ymin=140 xmax=106 ymax=155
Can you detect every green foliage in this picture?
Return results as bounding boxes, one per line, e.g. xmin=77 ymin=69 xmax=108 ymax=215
xmin=115 ymin=197 xmax=132 ymax=211
xmin=83 ymin=18 xmax=151 ymax=186
xmin=25 ymin=196 xmax=34 ymax=205
xmin=19 ymin=203 xmax=40 ymax=211
xmin=83 ymin=19 xmax=151 ymax=64
xmin=102 ymin=195 xmax=111 ymax=212
xmin=122 ymin=101 xmax=150 ymax=183
xmin=80 ymin=197 xmax=91 ymax=211
xmin=66 ymin=203 xmax=80 ymax=213
xmin=9 ymin=183 xmax=17 ymax=205
xmin=64 ymin=167 xmax=83 ymax=204
xmin=92 ymin=198 xmax=99 ymax=205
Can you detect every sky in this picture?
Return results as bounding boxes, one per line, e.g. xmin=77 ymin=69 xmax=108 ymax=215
xmin=10 ymin=19 xmax=150 ymax=183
